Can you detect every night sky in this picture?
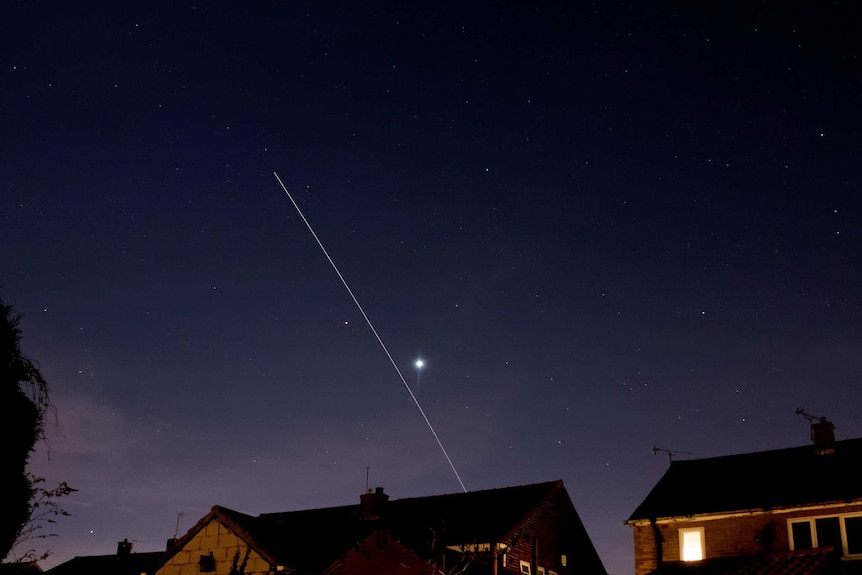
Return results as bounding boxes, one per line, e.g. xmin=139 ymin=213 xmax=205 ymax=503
xmin=3 ymin=3 xmax=861 ymax=575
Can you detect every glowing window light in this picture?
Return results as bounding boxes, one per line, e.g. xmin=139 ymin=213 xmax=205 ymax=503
xmin=680 ymin=528 xmax=704 ymax=561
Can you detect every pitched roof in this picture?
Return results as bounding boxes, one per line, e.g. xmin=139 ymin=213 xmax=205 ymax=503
xmin=159 ymin=480 xmax=590 ymax=575
xmin=251 ymin=480 xmax=566 ymax=573
xmin=628 ymin=437 xmax=862 ymax=522
xmin=320 ymin=530 xmax=436 ymax=575
xmin=0 ymin=563 xmax=42 ymax=575
xmin=44 ymin=552 xmax=164 ymax=575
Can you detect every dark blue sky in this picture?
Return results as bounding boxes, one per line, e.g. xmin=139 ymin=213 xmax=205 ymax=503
xmin=3 ymin=3 xmax=861 ymax=574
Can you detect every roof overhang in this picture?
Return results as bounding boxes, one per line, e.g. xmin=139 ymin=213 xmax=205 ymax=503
xmin=625 ymin=498 xmax=862 ymax=527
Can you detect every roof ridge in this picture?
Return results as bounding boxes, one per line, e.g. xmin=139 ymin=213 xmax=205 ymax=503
xmin=257 ymin=480 xmax=564 ymax=517
xmin=670 ymin=436 xmax=862 ymax=465
xmin=628 ymin=437 xmax=862 ymax=521
xmin=390 ymin=479 xmax=563 ymax=503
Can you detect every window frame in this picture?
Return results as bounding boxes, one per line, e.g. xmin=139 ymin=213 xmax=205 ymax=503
xmin=678 ymin=527 xmax=705 ymax=561
xmin=519 ymin=560 xmax=532 ymax=575
xmin=788 ymin=512 xmax=862 ymax=558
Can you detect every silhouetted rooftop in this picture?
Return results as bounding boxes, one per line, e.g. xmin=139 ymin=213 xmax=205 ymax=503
xmin=628 ymin=437 xmax=862 ymax=522
xmin=159 ymin=480 xmax=607 ymax=575
xmin=0 ymin=562 xmax=43 ymax=575
xmin=44 ymin=552 xmax=163 ymax=575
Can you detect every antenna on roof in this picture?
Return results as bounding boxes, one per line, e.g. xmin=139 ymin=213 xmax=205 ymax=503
xmin=174 ymin=512 xmax=184 ymax=539
xmin=651 ymin=445 xmax=691 ymax=463
xmin=796 ymin=409 xmax=836 ymax=455
xmin=795 ymin=408 xmax=819 ymax=422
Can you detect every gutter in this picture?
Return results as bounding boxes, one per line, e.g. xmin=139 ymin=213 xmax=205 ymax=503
xmin=626 ymin=498 xmax=862 ymax=526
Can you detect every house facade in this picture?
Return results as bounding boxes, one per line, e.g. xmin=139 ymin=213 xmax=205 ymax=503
xmin=155 ymin=480 xmax=607 ymax=575
xmin=626 ymin=421 xmax=862 ymax=575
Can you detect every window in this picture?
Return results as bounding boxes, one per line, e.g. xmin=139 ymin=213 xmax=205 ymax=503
xmin=560 ymin=554 xmax=567 ymax=567
xmin=816 ymin=518 xmax=843 ymax=550
xmin=520 ymin=560 xmax=532 ymax=575
xmin=679 ymin=527 xmax=705 ymax=561
xmin=846 ymin=517 xmax=862 ymax=555
xmin=537 ymin=567 xmax=546 ymax=575
xmin=198 ymin=553 xmax=216 ymax=573
xmin=789 ymin=513 xmax=862 ymax=557
xmin=447 ymin=543 xmax=492 ymax=553
xmin=791 ymin=521 xmax=813 ymax=550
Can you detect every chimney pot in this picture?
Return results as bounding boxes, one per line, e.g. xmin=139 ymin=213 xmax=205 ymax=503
xmin=812 ymin=417 xmax=836 ymax=455
xmin=359 ymin=486 xmax=388 ymax=521
xmin=117 ymin=539 xmax=133 ymax=560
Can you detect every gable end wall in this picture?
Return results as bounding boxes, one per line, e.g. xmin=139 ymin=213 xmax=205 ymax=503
xmin=503 ymin=488 xmax=606 ymax=575
xmin=158 ymin=519 xmax=270 ymax=575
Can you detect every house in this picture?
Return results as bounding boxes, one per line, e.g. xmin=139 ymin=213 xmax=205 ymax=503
xmin=44 ymin=540 xmax=163 ymax=575
xmin=155 ymin=480 xmax=607 ymax=575
xmin=626 ymin=419 xmax=862 ymax=575
xmin=0 ymin=562 xmax=43 ymax=575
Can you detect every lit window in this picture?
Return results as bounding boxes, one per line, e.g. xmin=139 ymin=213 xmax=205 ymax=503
xmin=679 ymin=527 xmax=704 ymax=561
xmin=520 ymin=560 xmax=532 ymax=575
xmin=560 ymin=554 xmax=567 ymax=567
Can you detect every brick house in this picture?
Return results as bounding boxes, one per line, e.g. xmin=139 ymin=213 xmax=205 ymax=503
xmin=626 ymin=420 xmax=862 ymax=575
xmin=155 ymin=480 xmax=607 ymax=575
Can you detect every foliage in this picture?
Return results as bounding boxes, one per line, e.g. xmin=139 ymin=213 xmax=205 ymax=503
xmin=0 ymin=296 xmax=73 ymax=562
xmin=7 ymin=476 xmax=77 ymax=562
xmin=229 ymin=548 xmax=251 ymax=575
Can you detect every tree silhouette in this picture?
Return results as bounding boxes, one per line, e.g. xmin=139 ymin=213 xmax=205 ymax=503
xmin=9 ymin=475 xmax=76 ymax=561
xmin=0 ymin=296 xmax=66 ymax=561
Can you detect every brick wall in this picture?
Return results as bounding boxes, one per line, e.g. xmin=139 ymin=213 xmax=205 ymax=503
xmin=502 ymin=485 xmax=606 ymax=575
xmin=158 ymin=519 xmax=270 ymax=575
xmin=631 ymin=503 xmax=862 ymax=575
xmin=631 ymin=524 xmax=659 ymax=575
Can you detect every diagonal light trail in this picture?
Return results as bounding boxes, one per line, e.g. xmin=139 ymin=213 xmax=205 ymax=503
xmin=273 ymin=171 xmax=467 ymax=493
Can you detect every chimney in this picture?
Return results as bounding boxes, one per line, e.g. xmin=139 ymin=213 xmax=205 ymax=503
xmin=166 ymin=538 xmax=178 ymax=551
xmin=811 ymin=417 xmax=836 ymax=455
xmin=117 ymin=539 xmax=133 ymax=560
xmin=359 ymin=486 xmax=389 ymax=521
